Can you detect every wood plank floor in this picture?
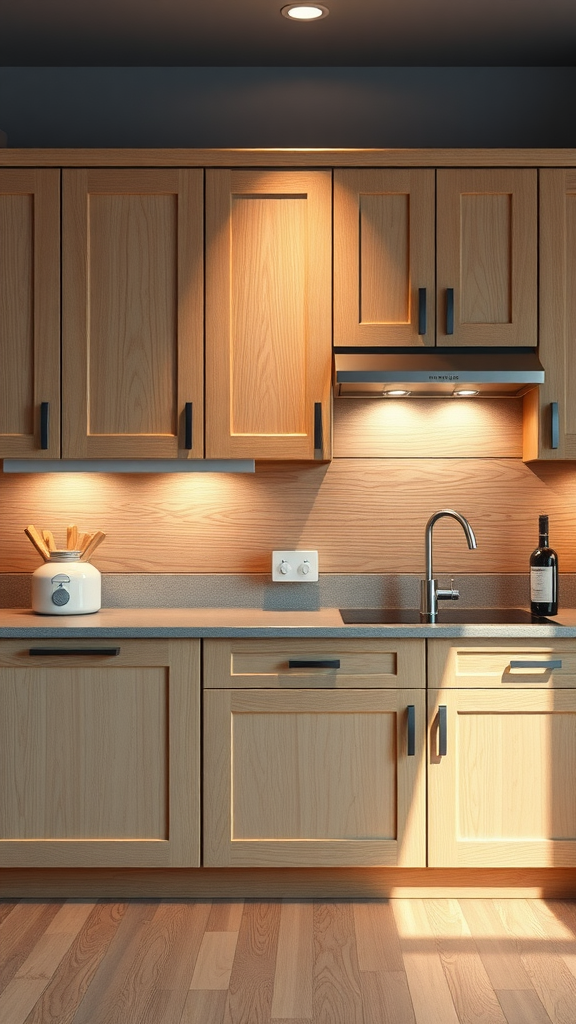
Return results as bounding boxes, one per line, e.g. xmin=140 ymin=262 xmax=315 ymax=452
xmin=1 ymin=898 xmax=576 ymax=1023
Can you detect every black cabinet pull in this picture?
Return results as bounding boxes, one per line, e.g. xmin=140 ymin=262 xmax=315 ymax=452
xmin=185 ymin=402 xmax=193 ymax=450
xmin=551 ymin=402 xmax=559 ymax=450
xmin=418 ymin=288 xmax=427 ymax=336
xmin=407 ymin=704 xmax=416 ymax=756
xmin=288 ymin=659 xmax=340 ymax=669
xmin=446 ymin=289 xmax=454 ymax=335
xmin=438 ymin=705 xmax=447 ymax=756
xmin=29 ymin=648 xmax=121 ymax=657
xmin=40 ymin=402 xmax=50 ymax=450
xmin=314 ymin=402 xmax=323 ymax=457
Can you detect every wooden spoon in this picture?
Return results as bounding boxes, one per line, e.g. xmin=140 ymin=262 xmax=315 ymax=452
xmin=42 ymin=529 xmax=56 ymax=553
xmin=81 ymin=531 xmax=106 ymax=562
xmin=25 ymin=525 xmax=50 ymax=561
xmin=67 ymin=524 xmax=78 ymax=550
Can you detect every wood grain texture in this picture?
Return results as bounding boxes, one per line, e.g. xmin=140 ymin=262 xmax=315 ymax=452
xmin=22 ymin=902 xmax=128 ymax=1024
xmin=224 ymin=900 xmax=281 ymax=1024
xmin=428 ymin=638 xmax=576 ymax=690
xmin=428 ymin=687 xmax=576 ymax=868
xmin=313 ymin=902 xmax=363 ymax=1024
xmin=436 ymin=169 xmax=537 ymax=347
xmin=0 ymin=639 xmax=200 ymax=868
xmin=3 ymin=897 xmax=576 ymax=1022
xmin=203 ymin=687 xmax=426 ymax=868
xmin=3 ymin=868 xmax=576 ymax=900
xmin=61 ymin=168 xmax=204 ymax=459
xmin=333 ymin=169 xmax=435 ymax=347
xmin=3 ymin=147 xmax=576 ymax=168
xmin=334 ymin=398 xmax=523 ymax=458
xmin=270 ymin=899 xmax=313 ymax=1019
xmin=3 ymin=457 xmax=576 ymax=574
xmin=423 ymin=898 xmax=508 ymax=1023
xmin=205 ymin=169 xmax=332 ymax=459
xmin=0 ymin=169 xmax=60 ymax=458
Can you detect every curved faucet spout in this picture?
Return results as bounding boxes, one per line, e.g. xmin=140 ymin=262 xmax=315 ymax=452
xmin=421 ymin=508 xmax=477 ymax=620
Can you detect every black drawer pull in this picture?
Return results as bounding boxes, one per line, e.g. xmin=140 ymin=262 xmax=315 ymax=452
xmin=551 ymin=402 xmax=559 ymax=450
xmin=314 ymin=402 xmax=323 ymax=457
xmin=446 ymin=288 xmax=454 ymax=335
xmin=29 ymin=648 xmax=121 ymax=657
xmin=407 ymin=704 xmax=416 ymax=756
xmin=509 ymin=659 xmax=562 ymax=670
xmin=288 ymin=659 xmax=341 ymax=669
xmin=40 ymin=402 xmax=50 ymax=450
xmin=185 ymin=402 xmax=193 ymax=450
xmin=438 ymin=705 xmax=447 ymax=757
xmin=418 ymin=288 xmax=427 ymax=336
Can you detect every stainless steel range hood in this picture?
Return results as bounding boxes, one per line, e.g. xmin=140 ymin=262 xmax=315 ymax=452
xmin=334 ymin=349 xmax=545 ymax=398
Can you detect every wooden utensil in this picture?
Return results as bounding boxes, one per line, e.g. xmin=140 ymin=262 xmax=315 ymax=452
xmin=77 ymin=532 xmax=91 ymax=553
xmin=81 ymin=531 xmax=106 ymax=562
xmin=67 ymin=524 xmax=78 ymax=550
xmin=25 ymin=525 xmax=50 ymax=561
xmin=42 ymin=530 xmax=56 ymax=552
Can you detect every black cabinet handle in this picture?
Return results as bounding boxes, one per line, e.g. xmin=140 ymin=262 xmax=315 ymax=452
xmin=407 ymin=704 xmax=416 ymax=756
xmin=288 ymin=659 xmax=340 ymax=669
xmin=40 ymin=402 xmax=50 ymax=450
xmin=314 ymin=402 xmax=323 ymax=457
xmin=185 ymin=402 xmax=193 ymax=450
xmin=551 ymin=402 xmax=559 ymax=450
xmin=418 ymin=288 xmax=427 ymax=336
xmin=446 ymin=289 xmax=454 ymax=335
xmin=29 ymin=648 xmax=121 ymax=657
xmin=438 ymin=705 xmax=447 ymax=756
xmin=509 ymin=659 xmax=562 ymax=670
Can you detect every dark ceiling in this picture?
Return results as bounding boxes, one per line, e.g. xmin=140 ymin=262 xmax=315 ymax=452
xmin=2 ymin=0 xmax=576 ymax=65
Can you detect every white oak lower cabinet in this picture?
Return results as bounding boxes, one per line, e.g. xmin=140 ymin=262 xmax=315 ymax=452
xmin=0 ymin=639 xmax=200 ymax=868
xmin=203 ymin=638 xmax=426 ymax=867
xmin=428 ymin=638 xmax=576 ymax=868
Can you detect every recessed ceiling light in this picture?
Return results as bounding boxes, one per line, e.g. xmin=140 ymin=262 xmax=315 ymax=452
xmin=281 ymin=4 xmax=329 ymax=20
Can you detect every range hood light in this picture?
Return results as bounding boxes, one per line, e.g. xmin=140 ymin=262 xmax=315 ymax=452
xmin=384 ymin=389 xmax=411 ymax=397
xmin=453 ymin=389 xmax=480 ymax=397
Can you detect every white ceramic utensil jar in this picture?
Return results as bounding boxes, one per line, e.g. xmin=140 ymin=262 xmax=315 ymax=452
xmin=32 ymin=551 xmax=101 ymax=614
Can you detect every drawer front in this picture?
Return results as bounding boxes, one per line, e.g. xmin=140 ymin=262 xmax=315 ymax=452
xmin=0 ymin=638 xmax=172 ymax=668
xmin=203 ymin=638 xmax=425 ymax=689
xmin=428 ymin=638 xmax=576 ymax=688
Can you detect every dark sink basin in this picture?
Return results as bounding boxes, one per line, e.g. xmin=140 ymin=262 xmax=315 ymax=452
xmin=339 ymin=608 xmax=557 ymax=625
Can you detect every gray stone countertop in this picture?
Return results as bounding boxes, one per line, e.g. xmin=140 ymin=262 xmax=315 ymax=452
xmin=2 ymin=606 xmax=576 ymax=638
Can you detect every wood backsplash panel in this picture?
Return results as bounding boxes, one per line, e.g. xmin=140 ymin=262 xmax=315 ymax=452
xmin=1 ymin=458 xmax=575 ymax=574
xmin=333 ymin=398 xmax=523 ymax=458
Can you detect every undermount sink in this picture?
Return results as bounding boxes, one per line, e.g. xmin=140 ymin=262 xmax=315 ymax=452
xmin=339 ymin=608 xmax=557 ymax=625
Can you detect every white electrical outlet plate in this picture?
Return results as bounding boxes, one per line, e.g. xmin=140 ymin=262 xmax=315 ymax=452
xmin=272 ymin=550 xmax=319 ymax=582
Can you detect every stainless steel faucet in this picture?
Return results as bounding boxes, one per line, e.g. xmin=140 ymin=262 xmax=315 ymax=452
xmin=420 ymin=509 xmax=477 ymax=621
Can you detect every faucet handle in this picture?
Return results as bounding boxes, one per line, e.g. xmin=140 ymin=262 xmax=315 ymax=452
xmin=438 ymin=578 xmax=460 ymax=602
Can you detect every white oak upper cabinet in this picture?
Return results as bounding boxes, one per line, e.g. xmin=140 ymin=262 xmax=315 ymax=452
xmin=205 ymin=170 xmax=332 ymax=460
xmin=524 ymin=168 xmax=576 ymax=460
xmin=334 ymin=167 xmax=537 ymax=348
xmin=0 ymin=169 xmax=60 ymax=458
xmin=62 ymin=169 xmax=204 ymax=459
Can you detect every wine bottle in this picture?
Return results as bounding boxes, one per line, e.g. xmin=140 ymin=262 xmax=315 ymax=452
xmin=530 ymin=514 xmax=558 ymax=616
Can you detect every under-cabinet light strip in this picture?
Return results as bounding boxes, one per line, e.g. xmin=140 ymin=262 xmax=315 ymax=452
xmin=2 ymin=459 xmax=255 ymax=474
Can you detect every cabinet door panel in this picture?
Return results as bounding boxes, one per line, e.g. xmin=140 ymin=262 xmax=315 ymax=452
xmin=334 ymin=169 xmax=435 ymax=347
xmin=205 ymin=170 xmax=332 ymax=459
xmin=437 ymin=169 xmax=537 ymax=347
xmin=0 ymin=169 xmax=60 ymax=457
xmin=527 ymin=169 xmax=576 ymax=459
xmin=204 ymin=688 xmax=426 ymax=867
xmin=428 ymin=688 xmax=576 ymax=867
xmin=0 ymin=639 xmax=200 ymax=867
xmin=62 ymin=169 xmax=203 ymax=458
